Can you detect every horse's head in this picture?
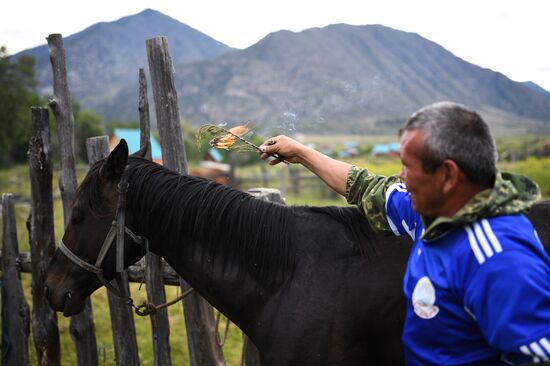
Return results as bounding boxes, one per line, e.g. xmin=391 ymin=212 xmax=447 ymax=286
xmin=45 ymin=139 xmax=147 ymax=316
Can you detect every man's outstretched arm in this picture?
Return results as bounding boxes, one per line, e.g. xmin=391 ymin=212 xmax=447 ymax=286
xmin=259 ymin=135 xmax=352 ymax=196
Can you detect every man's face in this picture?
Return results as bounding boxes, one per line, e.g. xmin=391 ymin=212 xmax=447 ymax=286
xmin=398 ymin=130 xmax=445 ymax=217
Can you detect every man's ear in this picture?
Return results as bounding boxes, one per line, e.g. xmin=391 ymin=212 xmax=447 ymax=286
xmin=440 ymin=159 xmax=460 ymax=195
xmin=100 ymin=139 xmax=128 ymax=179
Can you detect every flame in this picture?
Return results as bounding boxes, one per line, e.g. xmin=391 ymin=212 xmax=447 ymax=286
xmin=209 ymin=125 xmax=250 ymax=149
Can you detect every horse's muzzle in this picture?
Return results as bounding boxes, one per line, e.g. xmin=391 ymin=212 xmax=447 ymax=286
xmin=45 ymin=283 xmax=84 ymax=317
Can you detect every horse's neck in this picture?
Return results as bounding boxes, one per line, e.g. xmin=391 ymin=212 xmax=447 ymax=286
xmin=128 ymin=171 xmax=286 ymax=329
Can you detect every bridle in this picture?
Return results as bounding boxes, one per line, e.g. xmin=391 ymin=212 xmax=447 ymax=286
xmin=57 ymin=166 xmax=183 ymax=315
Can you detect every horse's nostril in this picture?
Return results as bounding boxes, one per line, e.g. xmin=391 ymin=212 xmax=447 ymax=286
xmin=44 ymin=285 xmax=49 ymax=300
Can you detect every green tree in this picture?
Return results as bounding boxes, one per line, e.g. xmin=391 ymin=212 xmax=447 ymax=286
xmin=73 ymin=104 xmax=105 ymax=162
xmin=0 ymin=46 xmax=45 ymax=167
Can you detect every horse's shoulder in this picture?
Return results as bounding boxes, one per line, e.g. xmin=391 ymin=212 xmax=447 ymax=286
xmin=527 ymin=200 xmax=550 ymax=252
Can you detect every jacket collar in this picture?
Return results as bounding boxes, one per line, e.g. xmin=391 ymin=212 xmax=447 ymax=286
xmin=421 ymin=171 xmax=540 ymax=241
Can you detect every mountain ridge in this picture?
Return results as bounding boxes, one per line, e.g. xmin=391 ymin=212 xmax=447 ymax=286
xmin=17 ymin=9 xmax=233 ymax=118
xmin=15 ymin=9 xmax=550 ymax=135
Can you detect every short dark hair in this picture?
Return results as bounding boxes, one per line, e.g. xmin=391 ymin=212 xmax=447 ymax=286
xmin=399 ymin=102 xmax=497 ymax=187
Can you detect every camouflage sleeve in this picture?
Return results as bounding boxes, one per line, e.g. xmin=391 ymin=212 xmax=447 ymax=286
xmin=346 ymin=165 xmax=401 ymax=233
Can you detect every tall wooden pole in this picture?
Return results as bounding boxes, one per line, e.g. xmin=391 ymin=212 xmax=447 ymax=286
xmin=138 ymin=67 xmax=173 ymax=366
xmin=28 ymin=107 xmax=61 ymax=365
xmin=146 ymin=36 xmax=225 ymax=366
xmin=86 ymin=136 xmax=141 ymax=366
xmin=1 ymin=194 xmax=30 ymax=366
xmin=47 ymin=33 xmax=98 ymax=366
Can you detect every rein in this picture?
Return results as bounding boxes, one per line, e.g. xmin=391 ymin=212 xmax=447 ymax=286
xmin=58 ymin=166 xmax=191 ymax=316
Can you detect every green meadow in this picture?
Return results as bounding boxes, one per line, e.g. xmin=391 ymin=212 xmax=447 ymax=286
xmin=1 ymin=135 xmax=549 ymax=365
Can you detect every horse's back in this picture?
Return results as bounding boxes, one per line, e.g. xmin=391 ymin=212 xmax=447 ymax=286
xmin=527 ymin=200 xmax=550 ymax=253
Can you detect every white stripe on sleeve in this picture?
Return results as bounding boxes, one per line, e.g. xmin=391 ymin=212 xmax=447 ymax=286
xmin=465 ymin=225 xmax=485 ymax=264
xmin=481 ymin=219 xmax=503 ymax=253
xmin=530 ymin=341 xmax=549 ymax=362
xmin=520 ymin=345 xmax=541 ymax=363
xmin=540 ymin=338 xmax=550 ymax=355
xmin=402 ymin=219 xmax=416 ymax=240
xmin=385 ymin=183 xmax=407 ymax=236
xmin=473 ymin=222 xmax=494 ymax=258
xmin=534 ymin=230 xmax=543 ymax=249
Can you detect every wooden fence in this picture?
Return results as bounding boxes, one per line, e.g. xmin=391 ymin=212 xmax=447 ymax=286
xmin=1 ymin=33 xmax=265 ymax=366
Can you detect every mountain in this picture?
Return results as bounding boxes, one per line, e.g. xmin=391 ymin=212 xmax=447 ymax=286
xmin=170 ymin=24 xmax=550 ymax=135
xmin=522 ymin=81 xmax=550 ymax=97
xmin=17 ymin=11 xmax=550 ymax=135
xmin=16 ymin=9 xmax=233 ymax=120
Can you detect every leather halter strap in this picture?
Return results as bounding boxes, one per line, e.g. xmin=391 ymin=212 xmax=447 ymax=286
xmin=58 ymin=165 xmax=191 ymax=316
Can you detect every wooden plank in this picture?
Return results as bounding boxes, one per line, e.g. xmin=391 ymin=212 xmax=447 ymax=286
xmin=28 ymin=107 xmax=61 ymax=365
xmin=138 ymin=69 xmax=153 ymax=161
xmin=0 ymin=251 xmax=182 ymax=284
xmin=1 ymin=194 xmax=30 ymax=365
xmin=138 ymin=67 xmax=173 ymax=366
xmin=242 ymin=336 xmax=262 ymax=366
xmin=46 ymin=33 xmax=98 ymax=366
xmin=86 ymin=136 xmax=141 ymax=365
xmin=46 ymin=33 xmax=78 ymax=225
xmin=145 ymin=36 xmax=188 ymax=173
xmin=146 ymin=35 xmax=225 ymax=366
xmin=242 ymin=188 xmax=288 ymax=366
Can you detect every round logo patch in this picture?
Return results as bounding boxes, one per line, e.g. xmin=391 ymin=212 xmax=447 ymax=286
xmin=412 ymin=276 xmax=439 ymax=319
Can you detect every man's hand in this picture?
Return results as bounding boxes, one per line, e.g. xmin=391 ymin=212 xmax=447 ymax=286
xmin=258 ymin=135 xmax=352 ymax=196
xmin=259 ymin=135 xmax=306 ymax=165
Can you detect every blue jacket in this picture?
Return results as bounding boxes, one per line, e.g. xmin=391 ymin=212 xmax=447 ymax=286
xmin=347 ymin=168 xmax=550 ymax=365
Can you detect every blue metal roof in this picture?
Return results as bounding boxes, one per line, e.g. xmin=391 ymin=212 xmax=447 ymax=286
xmin=371 ymin=143 xmax=400 ymax=155
xmin=114 ymin=128 xmax=162 ymax=159
xmin=208 ymin=148 xmax=224 ymax=162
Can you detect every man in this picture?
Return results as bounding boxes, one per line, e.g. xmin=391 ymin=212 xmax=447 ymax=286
xmin=259 ymin=101 xmax=550 ymax=365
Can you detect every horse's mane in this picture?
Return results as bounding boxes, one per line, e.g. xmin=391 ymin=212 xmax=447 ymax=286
xmin=125 ymin=157 xmax=296 ymax=288
xmin=75 ymin=157 xmax=379 ymax=287
xmin=309 ymin=205 xmax=378 ymax=260
xmin=73 ymin=160 xmax=109 ymax=218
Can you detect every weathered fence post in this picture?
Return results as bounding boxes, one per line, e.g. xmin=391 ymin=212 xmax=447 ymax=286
xmin=1 ymin=194 xmax=30 ymax=366
xmin=288 ymin=166 xmax=300 ymax=196
xmin=138 ymin=67 xmax=173 ymax=366
xmin=47 ymin=33 xmax=98 ymax=366
xmin=244 ymin=188 xmax=287 ymax=366
xmin=46 ymin=34 xmax=77 ymax=225
xmin=86 ymin=136 xmax=141 ymax=365
xmin=28 ymin=107 xmax=61 ymax=365
xmin=260 ymin=165 xmax=270 ymax=188
xmin=146 ymin=35 xmax=225 ymax=366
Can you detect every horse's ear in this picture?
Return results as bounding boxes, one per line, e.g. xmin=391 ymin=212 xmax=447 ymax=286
xmin=131 ymin=143 xmax=149 ymax=158
xmin=101 ymin=139 xmax=128 ymax=179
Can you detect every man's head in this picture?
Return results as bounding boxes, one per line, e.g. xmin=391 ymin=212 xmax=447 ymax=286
xmin=399 ymin=101 xmax=497 ymax=187
xmin=398 ymin=102 xmax=497 ymax=217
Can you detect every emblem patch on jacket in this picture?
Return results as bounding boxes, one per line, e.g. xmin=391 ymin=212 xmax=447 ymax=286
xmin=412 ymin=276 xmax=439 ymax=319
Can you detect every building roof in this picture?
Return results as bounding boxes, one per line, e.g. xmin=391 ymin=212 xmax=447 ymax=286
xmin=371 ymin=143 xmax=400 ymax=155
xmin=113 ymin=128 xmax=162 ymax=159
xmin=207 ymin=148 xmax=224 ymax=162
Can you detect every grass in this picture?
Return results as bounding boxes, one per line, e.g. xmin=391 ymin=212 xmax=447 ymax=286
xmin=2 ymin=150 xmax=550 ymax=364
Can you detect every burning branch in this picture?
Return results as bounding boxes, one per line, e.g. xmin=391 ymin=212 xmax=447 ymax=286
xmin=196 ymin=122 xmax=288 ymax=163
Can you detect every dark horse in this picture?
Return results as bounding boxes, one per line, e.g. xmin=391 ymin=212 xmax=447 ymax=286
xmin=45 ymin=140 xmax=410 ymax=365
xmin=45 ymin=140 xmax=550 ymax=365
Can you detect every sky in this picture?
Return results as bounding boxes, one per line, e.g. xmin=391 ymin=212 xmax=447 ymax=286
xmin=2 ymin=0 xmax=550 ymax=91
